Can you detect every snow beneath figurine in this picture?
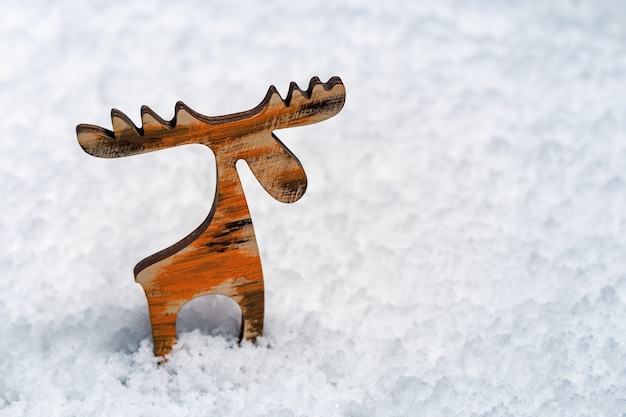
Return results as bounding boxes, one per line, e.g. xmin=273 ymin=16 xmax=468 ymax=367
xmin=1 ymin=1 xmax=626 ymax=415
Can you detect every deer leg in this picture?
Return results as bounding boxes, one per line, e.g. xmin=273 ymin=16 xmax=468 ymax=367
xmin=145 ymin=296 xmax=179 ymax=357
xmin=152 ymin=316 xmax=178 ymax=357
xmin=235 ymin=279 xmax=265 ymax=342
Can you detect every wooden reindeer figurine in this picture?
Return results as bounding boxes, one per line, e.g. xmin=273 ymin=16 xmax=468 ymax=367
xmin=77 ymin=76 xmax=346 ymax=356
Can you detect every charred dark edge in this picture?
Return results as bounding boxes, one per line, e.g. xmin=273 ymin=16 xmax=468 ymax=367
xmin=111 ymin=108 xmax=142 ymax=136
xmin=141 ymin=105 xmax=173 ymax=129
xmin=285 ymin=81 xmax=305 ymax=105
xmin=77 ymin=76 xmax=345 ymax=138
xmin=133 ymin=170 xmax=220 ymax=277
xmin=170 ymin=76 xmax=344 ymax=126
xmin=76 ymin=123 xmax=114 ymax=139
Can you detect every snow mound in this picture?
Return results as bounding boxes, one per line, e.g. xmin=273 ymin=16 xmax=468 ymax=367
xmin=1 ymin=1 xmax=626 ymax=415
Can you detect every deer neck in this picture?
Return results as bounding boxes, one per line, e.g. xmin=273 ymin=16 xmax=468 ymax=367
xmin=210 ymin=154 xmax=252 ymax=228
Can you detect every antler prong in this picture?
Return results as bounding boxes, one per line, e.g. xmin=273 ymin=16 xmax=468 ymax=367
xmin=286 ymin=81 xmax=306 ymax=105
xmin=265 ymin=85 xmax=288 ymax=109
xmin=111 ymin=109 xmax=141 ymax=139
xmin=141 ymin=105 xmax=170 ymax=132
xmin=263 ymin=76 xmax=345 ymax=129
xmin=174 ymin=101 xmax=201 ymax=127
xmin=307 ymin=76 xmax=322 ymax=92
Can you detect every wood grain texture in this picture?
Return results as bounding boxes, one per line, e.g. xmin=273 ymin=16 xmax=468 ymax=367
xmin=76 ymin=76 xmax=346 ymax=357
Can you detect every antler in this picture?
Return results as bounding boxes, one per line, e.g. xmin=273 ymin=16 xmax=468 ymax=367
xmin=76 ymin=76 xmax=346 ymax=158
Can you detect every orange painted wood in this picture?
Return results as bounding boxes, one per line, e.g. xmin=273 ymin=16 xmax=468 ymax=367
xmin=77 ymin=76 xmax=346 ymax=357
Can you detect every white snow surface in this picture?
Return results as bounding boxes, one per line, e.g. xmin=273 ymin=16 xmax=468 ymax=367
xmin=2 ymin=0 xmax=626 ymax=415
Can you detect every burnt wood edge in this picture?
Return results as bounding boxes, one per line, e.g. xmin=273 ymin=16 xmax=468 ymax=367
xmin=75 ymin=76 xmax=345 ymax=143
xmin=133 ymin=179 xmax=219 ymax=277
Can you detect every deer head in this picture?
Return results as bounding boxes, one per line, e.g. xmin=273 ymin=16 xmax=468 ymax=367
xmin=76 ymin=76 xmax=346 ymax=203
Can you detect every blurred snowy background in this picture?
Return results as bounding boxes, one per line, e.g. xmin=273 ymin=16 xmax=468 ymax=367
xmin=2 ymin=0 xmax=626 ymax=415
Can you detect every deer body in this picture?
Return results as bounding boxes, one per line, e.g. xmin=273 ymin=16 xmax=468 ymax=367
xmin=77 ymin=77 xmax=345 ymax=356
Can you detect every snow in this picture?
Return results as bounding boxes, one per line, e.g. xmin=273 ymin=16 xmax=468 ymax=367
xmin=2 ymin=0 xmax=626 ymax=415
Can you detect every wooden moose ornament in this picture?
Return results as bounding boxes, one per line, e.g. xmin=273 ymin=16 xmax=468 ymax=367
xmin=76 ymin=76 xmax=346 ymax=356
